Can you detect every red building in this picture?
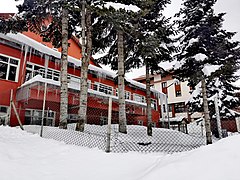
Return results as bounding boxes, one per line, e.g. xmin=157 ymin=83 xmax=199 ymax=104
xmin=0 ymin=13 xmax=165 ymax=128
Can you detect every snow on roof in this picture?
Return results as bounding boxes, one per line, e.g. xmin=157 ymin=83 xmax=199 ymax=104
xmin=1 ymin=33 xmax=164 ymax=96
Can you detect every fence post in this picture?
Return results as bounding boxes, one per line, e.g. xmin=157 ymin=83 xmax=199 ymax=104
xmin=214 ymin=94 xmax=222 ymax=139
xmin=6 ymin=89 xmax=13 ymax=126
xmin=106 ymin=97 xmax=112 ymax=153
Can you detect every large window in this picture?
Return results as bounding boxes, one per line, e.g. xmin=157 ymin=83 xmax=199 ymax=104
xmin=25 ymin=62 xmax=71 ymax=82
xmin=93 ymin=82 xmax=113 ymax=95
xmin=25 ymin=109 xmax=55 ymax=126
xmin=133 ymin=94 xmax=146 ymax=103
xmin=0 ymin=54 xmax=19 ymax=82
xmin=115 ymin=89 xmax=131 ymax=100
xmin=174 ymin=103 xmax=186 ymax=113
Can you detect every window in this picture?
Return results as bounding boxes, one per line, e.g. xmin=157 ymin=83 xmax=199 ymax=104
xmin=138 ymin=120 xmax=143 ymax=126
xmin=162 ymin=104 xmax=166 ymax=112
xmin=125 ymin=91 xmax=131 ymax=100
xmin=162 ymin=82 xmax=167 ymax=88
xmin=0 ymin=54 xmax=19 ymax=82
xmin=24 ymin=109 xmax=55 ymax=126
xmin=115 ymin=89 xmax=131 ymax=100
xmin=0 ymin=106 xmax=8 ymax=113
xmin=174 ymin=103 xmax=185 ymax=113
xmin=168 ymin=104 xmax=172 ymax=113
xmin=0 ymin=106 xmax=8 ymax=125
xmin=175 ymin=90 xmax=182 ymax=97
xmin=25 ymin=62 xmax=65 ymax=82
xmin=100 ymin=116 xmax=107 ymax=126
xmin=94 ymin=83 xmax=113 ymax=95
xmin=151 ymin=99 xmax=157 ymax=111
xmin=133 ymin=94 xmax=146 ymax=103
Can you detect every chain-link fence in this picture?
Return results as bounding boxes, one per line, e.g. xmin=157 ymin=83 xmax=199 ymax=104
xmin=6 ymin=80 xmax=238 ymax=154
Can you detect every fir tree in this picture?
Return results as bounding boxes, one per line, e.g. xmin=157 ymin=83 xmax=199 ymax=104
xmin=175 ymin=0 xmax=240 ymax=143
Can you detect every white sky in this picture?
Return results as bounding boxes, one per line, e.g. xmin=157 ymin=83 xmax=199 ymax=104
xmin=1 ymin=0 xmax=240 ymax=79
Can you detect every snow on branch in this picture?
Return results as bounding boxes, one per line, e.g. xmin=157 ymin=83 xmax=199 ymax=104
xmin=202 ymin=64 xmax=222 ymax=77
xmin=101 ymin=2 xmax=140 ymax=12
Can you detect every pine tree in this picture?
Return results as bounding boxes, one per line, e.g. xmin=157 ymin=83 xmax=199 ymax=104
xmin=175 ymin=0 xmax=240 ymax=143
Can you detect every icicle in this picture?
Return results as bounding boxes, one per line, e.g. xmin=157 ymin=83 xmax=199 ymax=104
xmin=28 ymin=47 xmax=33 ymax=61
xmin=21 ymin=45 xmax=29 ymax=84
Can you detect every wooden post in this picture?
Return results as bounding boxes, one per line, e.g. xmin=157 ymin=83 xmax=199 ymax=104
xmin=6 ymin=89 xmax=13 ymax=125
xmin=106 ymin=97 xmax=112 ymax=153
xmin=11 ymin=101 xmax=24 ymax=130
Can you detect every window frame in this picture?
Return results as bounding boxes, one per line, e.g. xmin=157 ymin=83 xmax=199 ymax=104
xmin=25 ymin=109 xmax=55 ymax=126
xmin=0 ymin=53 xmax=20 ymax=82
xmin=162 ymin=82 xmax=167 ymax=88
xmin=133 ymin=93 xmax=146 ymax=103
xmin=151 ymin=99 xmax=158 ymax=111
xmin=175 ymin=90 xmax=182 ymax=97
xmin=174 ymin=103 xmax=186 ymax=113
xmin=94 ymin=82 xmax=113 ymax=95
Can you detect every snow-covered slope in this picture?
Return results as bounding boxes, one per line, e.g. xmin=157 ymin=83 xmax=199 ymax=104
xmin=0 ymin=126 xmax=239 ymax=180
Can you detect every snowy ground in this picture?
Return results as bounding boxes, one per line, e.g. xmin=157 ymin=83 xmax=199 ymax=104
xmin=0 ymin=126 xmax=240 ymax=180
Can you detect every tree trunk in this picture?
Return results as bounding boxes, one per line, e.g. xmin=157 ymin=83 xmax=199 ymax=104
xmin=76 ymin=3 xmax=92 ymax=132
xmin=117 ymin=30 xmax=127 ymax=134
xmin=146 ymin=61 xmax=152 ymax=136
xmin=59 ymin=6 xmax=69 ymax=129
xmin=201 ymin=79 xmax=212 ymax=144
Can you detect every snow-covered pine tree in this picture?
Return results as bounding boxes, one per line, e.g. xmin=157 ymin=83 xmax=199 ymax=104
xmin=174 ymin=0 xmax=240 ymax=143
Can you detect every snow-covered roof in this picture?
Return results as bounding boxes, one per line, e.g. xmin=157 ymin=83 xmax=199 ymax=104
xmin=0 ymin=32 xmax=164 ymax=96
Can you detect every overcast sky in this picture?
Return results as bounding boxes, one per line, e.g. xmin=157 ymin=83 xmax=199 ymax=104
xmin=1 ymin=0 xmax=239 ymax=78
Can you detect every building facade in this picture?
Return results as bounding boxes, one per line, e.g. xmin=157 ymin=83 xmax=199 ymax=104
xmin=0 ymin=13 xmax=165 ymax=128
